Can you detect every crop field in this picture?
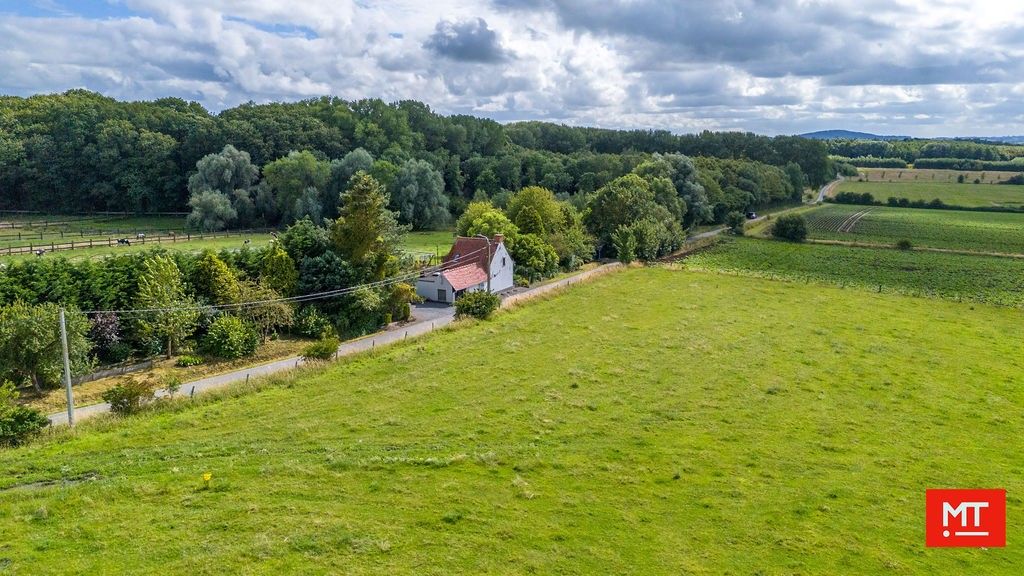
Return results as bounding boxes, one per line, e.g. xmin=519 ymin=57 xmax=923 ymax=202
xmin=2 ymin=268 xmax=1022 ymax=574
xmin=683 ymin=237 xmax=1024 ymax=307
xmin=805 ymin=204 xmax=1024 ymax=254
xmin=855 ymin=167 xmax=1018 ymax=184
xmin=835 ymin=179 xmax=1024 ymax=209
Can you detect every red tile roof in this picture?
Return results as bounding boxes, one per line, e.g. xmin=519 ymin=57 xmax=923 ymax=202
xmin=443 ymin=263 xmax=489 ymax=291
xmin=443 ymin=237 xmax=491 ymax=269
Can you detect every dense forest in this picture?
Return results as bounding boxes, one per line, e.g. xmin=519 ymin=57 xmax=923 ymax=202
xmin=0 ymin=90 xmax=828 ymax=221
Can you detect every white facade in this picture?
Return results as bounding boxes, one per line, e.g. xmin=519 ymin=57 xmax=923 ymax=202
xmin=415 ymin=238 xmax=515 ymax=304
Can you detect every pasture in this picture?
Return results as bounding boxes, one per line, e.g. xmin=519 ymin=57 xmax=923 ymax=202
xmin=805 ymin=204 xmax=1024 ymax=254
xmin=835 ymin=179 xmax=1024 ymax=209
xmin=683 ymin=237 xmax=1024 ymax=307
xmin=0 ymin=232 xmax=278 ymax=263
xmin=854 ymin=167 xmax=1019 ymax=184
xmin=1 ymin=267 xmax=1022 ymax=574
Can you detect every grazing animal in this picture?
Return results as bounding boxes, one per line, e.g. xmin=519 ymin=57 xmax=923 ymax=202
xmin=117 ymin=238 xmax=131 ymax=246
xmin=34 ymin=249 xmax=45 ymax=257
xmin=136 ymin=233 xmax=146 ymax=239
xmin=244 ymin=239 xmax=251 ymax=245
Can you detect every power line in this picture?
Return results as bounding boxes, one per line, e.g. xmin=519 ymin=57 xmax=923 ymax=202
xmin=81 ymin=245 xmax=488 ymax=316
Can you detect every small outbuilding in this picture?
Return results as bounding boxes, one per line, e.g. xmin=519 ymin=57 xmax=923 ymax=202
xmin=416 ymin=234 xmax=514 ymax=304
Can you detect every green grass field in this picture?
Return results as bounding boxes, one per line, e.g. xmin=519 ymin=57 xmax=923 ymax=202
xmin=398 ymin=230 xmax=455 ymax=257
xmin=684 ymin=237 xmax=1024 ymax=307
xmin=855 ymin=167 xmax=1018 ymax=185
xmin=805 ymin=204 xmax=1024 ymax=254
xmin=1 ymin=268 xmax=1022 ymax=573
xmin=836 ymin=179 xmax=1024 ymax=209
xmin=0 ymin=233 xmax=278 ymax=263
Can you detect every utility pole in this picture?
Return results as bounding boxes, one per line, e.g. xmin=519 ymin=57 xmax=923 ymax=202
xmin=476 ymin=234 xmax=492 ymax=293
xmin=59 ymin=308 xmax=75 ymax=426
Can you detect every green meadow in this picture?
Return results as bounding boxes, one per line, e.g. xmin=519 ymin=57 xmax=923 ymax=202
xmin=1 ymin=268 xmax=1021 ymax=574
xmin=836 ymin=179 xmax=1024 ymax=209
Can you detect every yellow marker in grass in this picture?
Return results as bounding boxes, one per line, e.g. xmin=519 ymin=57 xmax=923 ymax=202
xmin=203 ymin=472 xmax=212 ymax=489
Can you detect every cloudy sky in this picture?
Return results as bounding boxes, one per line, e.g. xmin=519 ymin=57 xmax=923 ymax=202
xmin=2 ymin=0 xmax=1024 ymax=136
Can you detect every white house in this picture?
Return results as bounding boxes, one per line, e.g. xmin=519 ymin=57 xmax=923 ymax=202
xmin=416 ymin=234 xmax=514 ymax=304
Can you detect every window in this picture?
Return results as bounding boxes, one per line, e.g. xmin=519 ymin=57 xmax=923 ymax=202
xmin=502 ymin=257 xmax=507 ymax=267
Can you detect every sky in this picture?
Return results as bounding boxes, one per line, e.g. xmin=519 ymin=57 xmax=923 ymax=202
xmin=2 ymin=0 xmax=1024 ymax=137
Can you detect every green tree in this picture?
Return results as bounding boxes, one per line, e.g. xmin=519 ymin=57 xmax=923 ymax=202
xmin=135 ymin=255 xmax=199 ymax=358
xmin=725 ymin=211 xmax=746 ymax=235
xmin=280 ymin=218 xmax=330 ymax=262
xmin=331 ymin=173 xmax=404 ymax=269
xmin=513 ymin=205 xmax=546 ymax=235
xmin=506 ymin=233 xmax=558 ymax=282
xmin=506 ymin=186 xmax=563 ymax=234
xmin=771 ymin=214 xmax=808 ymax=242
xmin=187 ymin=144 xmax=259 ymax=196
xmin=192 ymin=252 xmax=240 ymax=305
xmin=260 ymin=244 xmax=299 ymax=296
xmin=455 ymin=201 xmax=495 ymax=236
xmin=611 ymin=226 xmax=637 ymax=264
xmin=186 ymin=189 xmax=237 ymax=232
xmin=0 ymin=303 xmax=92 ymax=393
xmin=263 ymin=150 xmax=330 ymax=224
xmin=390 ymin=159 xmax=449 ymax=230
xmin=237 ymin=281 xmax=294 ymax=342
xmin=293 ymin=186 xmax=324 ymax=225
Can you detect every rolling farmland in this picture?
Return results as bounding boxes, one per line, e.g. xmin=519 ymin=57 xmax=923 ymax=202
xmin=834 ymin=179 xmax=1024 ymax=209
xmin=683 ymin=237 xmax=1024 ymax=307
xmin=804 ymin=204 xmax=1024 ymax=254
xmin=1 ymin=268 xmax=1022 ymax=574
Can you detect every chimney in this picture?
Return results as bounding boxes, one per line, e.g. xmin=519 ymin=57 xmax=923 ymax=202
xmin=494 ymin=234 xmax=504 ymax=244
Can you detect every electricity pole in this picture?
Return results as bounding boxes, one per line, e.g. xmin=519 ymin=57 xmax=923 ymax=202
xmin=59 ymin=308 xmax=75 ymax=426
xmin=476 ymin=234 xmax=492 ymax=293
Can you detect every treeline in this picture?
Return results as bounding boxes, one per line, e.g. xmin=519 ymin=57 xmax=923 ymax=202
xmin=829 ymin=155 xmax=908 ymax=168
xmin=828 ymin=191 xmax=1023 ymax=213
xmin=912 ymin=158 xmax=1024 ymax=172
xmin=825 ymin=138 xmax=1024 ymax=164
xmin=0 ymin=90 xmax=828 ymax=223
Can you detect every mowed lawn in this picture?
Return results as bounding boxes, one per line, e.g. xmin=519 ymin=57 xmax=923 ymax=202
xmin=805 ymin=204 xmax=1024 ymax=255
xmin=1 ymin=268 xmax=1023 ymax=574
xmin=836 ymin=179 xmax=1024 ymax=209
xmin=399 ymin=229 xmax=455 ymax=257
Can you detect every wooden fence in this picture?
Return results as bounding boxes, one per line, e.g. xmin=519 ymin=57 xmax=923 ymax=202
xmin=2 ymin=228 xmax=274 ymax=257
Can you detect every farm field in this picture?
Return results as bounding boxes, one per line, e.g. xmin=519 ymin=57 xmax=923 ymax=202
xmin=855 ymin=167 xmax=1019 ymax=184
xmin=835 ymin=179 xmax=1024 ymax=209
xmin=2 ymin=268 xmax=1023 ymax=574
xmin=683 ymin=237 xmax=1024 ymax=307
xmin=0 ymin=232 xmax=278 ymax=263
xmin=805 ymin=204 xmax=1024 ymax=254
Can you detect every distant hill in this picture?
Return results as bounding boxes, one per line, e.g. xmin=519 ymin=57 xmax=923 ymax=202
xmin=800 ymin=130 xmax=908 ymax=141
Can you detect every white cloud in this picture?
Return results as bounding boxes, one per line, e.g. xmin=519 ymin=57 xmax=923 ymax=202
xmin=1 ymin=0 xmax=1024 ymax=136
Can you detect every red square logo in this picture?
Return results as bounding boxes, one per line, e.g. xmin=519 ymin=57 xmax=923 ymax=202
xmin=926 ymin=489 xmax=1006 ymax=548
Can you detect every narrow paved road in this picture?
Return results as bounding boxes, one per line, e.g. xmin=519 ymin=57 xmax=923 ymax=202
xmin=48 ymin=262 xmax=622 ymax=425
xmin=818 ymin=176 xmax=843 ymax=202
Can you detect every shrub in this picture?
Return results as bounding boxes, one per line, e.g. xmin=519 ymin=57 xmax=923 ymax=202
xmin=0 ymin=381 xmax=49 ymax=447
xmin=301 ymin=336 xmax=340 ymax=361
xmin=202 ymin=316 xmax=259 ymax=359
xmin=294 ymin=306 xmax=333 ymax=338
xmin=725 ymin=211 xmax=746 ymax=235
xmin=102 ymin=377 xmax=156 ymax=415
xmin=895 ymin=239 xmax=913 ymax=250
xmin=455 ymin=291 xmax=501 ymax=320
xmin=771 ymin=214 xmax=808 ymax=242
xmin=175 ymin=354 xmax=204 ymax=368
